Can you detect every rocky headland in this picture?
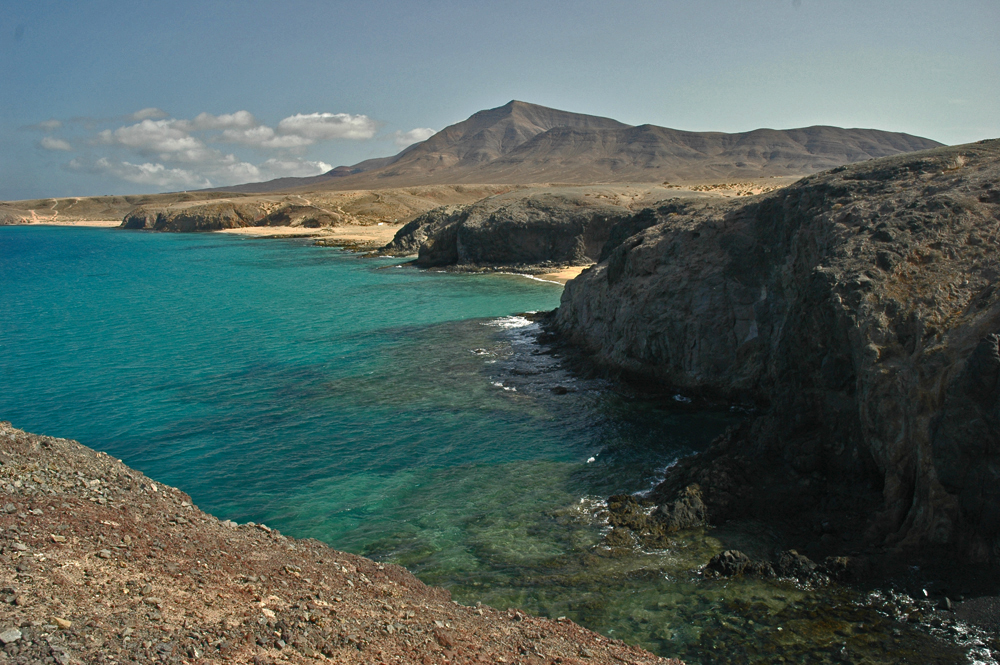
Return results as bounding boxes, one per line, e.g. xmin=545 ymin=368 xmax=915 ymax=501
xmin=379 ymin=185 xmax=724 ymax=274
xmin=0 ymin=422 xmax=677 ymax=665
xmin=550 ymin=139 xmax=1000 ymax=568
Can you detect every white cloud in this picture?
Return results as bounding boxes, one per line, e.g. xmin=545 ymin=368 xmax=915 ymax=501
xmin=393 ymin=127 xmax=436 ymax=148
xmin=277 ymin=112 xmax=378 ymax=141
xmin=100 ymin=119 xmax=219 ymax=163
xmin=257 ymin=158 xmax=334 ymax=179
xmin=103 ymin=119 xmax=203 ymax=153
xmin=33 ymin=119 xmax=63 ymax=131
xmin=40 ymin=136 xmax=72 ymax=151
xmin=218 ymin=126 xmax=313 ymax=148
xmin=71 ymin=157 xmax=212 ymax=189
xmin=129 ymin=108 xmax=169 ymax=121
xmin=186 ymin=111 xmax=257 ymax=131
xmin=51 ymin=107 xmax=382 ymax=191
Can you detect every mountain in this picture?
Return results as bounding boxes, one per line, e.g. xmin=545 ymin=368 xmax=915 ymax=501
xmin=215 ymin=100 xmax=943 ymax=193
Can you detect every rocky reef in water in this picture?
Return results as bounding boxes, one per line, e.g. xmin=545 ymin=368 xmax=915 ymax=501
xmin=380 ymin=187 xmax=637 ymax=272
xmin=551 ymin=139 xmax=1000 ymax=564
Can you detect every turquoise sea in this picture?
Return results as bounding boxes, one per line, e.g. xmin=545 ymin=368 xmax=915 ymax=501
xmin=0 ymin=226 xmax=984 ymax=664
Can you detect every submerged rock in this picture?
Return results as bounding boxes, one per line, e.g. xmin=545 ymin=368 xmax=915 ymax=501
xmin=602 ymin=485 xmax=709 ymax=550
xmin=554 ymin=140 xmax=1000 ymax=562
xmin=657 ymin=484 xmax=708 ymax=532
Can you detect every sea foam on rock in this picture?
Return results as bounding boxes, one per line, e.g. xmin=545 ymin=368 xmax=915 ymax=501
xmin=553 ymin=140 xmax=1000 ymax=562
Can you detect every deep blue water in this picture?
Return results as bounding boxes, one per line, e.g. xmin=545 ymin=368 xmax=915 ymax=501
xmin=1 ymin=226 xmax=975 ymax=664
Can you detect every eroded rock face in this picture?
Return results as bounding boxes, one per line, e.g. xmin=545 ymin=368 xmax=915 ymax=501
xmin=554 ymin=140 xmax=1000 ymax=560
xmin=122 ymin=202 xmax=263 ymax=231
xmin=381 ymin=189 xmax=633 ymax=268
xmin=121 ymin=202 xmax=341 ymax=232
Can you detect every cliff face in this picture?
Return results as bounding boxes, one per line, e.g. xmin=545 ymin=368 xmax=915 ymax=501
xmin=554 ymin=140 xmax=1000 ymax=560
xmin=382 ymin=188 xmax=636 ymax=268
xmin=121 ymin=201 xmax=342 ymax=232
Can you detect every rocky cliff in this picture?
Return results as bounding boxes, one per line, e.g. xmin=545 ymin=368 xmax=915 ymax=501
xmin=553 ymin=140 xmax=1000 ymax=561
xmin=121 ymin=201 xmax=342 ymax=232
xmin=381 ymin=187 xmax=643 ymax=269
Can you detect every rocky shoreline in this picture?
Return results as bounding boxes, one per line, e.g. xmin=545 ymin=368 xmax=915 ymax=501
xmin=549 ymin=140 xmax=1000 ymax=571
xmin=0 ymin=422 xmax=678 ymax=665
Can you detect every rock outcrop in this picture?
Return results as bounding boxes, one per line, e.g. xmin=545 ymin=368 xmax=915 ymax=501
xmin=121 ymin=202 xmax=342 ymax=232
xmin=553 ymin=140 xmax=1000 ymax=561
xmin=381 ymin=188 xmax=635 ymax=269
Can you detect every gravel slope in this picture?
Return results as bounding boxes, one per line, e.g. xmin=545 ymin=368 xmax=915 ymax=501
xmin=0 ymin=422 xmax=679 ymax=665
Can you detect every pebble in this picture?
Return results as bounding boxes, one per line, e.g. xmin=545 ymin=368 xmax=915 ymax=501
xmin=0 ymin=628 xmax=21 ymax=645
xmin=98 ymin=549 xmax=112 ymax=559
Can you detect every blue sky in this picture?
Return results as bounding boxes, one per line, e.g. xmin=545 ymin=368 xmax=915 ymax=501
xmin=2 ymin=0 xmax=997 ymax=200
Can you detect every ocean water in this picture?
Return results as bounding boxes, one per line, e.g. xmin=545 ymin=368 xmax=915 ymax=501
xmin=0 ymin=226 xmax=985 ymax=664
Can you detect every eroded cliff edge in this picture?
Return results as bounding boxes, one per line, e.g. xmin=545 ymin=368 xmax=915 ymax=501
xmin=552 ymin=140 xmax=1000 ymax=562
xmin=380 ymin=186 xmax=670 ymax=271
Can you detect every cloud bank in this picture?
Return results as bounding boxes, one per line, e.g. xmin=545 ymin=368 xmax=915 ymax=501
xmin=35 ymin=107 xmax=430 ymax=191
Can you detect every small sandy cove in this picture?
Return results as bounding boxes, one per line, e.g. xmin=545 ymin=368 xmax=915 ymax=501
xmin=533 ymin=265 xmax=590 ymax=284
xmin=215 ymin=223 xmax=402 ymax=245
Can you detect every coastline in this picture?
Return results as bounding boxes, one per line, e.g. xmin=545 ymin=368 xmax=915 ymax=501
xmin=3 ymin=219 xmax=121 ymax=228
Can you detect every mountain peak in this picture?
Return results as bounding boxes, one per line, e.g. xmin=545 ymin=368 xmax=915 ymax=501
xmin=210 ymin=102 xmax=943 ymax=193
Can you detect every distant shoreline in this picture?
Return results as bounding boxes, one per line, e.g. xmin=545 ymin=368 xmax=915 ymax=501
xmin=5 ymin=219 xmax=121 ymax=228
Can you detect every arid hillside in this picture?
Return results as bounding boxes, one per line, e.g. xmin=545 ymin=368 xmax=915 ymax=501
xmin=215 ymin=101 xmax=942 ymax=193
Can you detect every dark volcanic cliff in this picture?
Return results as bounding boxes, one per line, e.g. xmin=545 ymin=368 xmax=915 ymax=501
xmin=381 ymin=188 xmax=636 ymax=268
xmin=121 ymin=201 xmax=341 ymax=232
xmin=553 ymin=140 xmax=1000 ymax=561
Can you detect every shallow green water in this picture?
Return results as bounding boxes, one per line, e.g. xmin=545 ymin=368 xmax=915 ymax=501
xmin=0 ymin=226 xmax=989 ymax=663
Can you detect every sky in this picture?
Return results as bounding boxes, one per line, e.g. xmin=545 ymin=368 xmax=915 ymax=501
xmin=1 ymin=0 xmax=997 ymax=200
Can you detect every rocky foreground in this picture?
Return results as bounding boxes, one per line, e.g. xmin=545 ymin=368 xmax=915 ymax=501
xmin=552 ymin=139 xmax=1000 ymax=565
xmin=0 ymin=423 xmax=678 ymax=665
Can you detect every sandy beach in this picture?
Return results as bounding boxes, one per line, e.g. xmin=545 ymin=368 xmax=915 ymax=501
xmin=215 ymin=223 xmax=403 ymax=246
xmin=534 ymin=265 xmax=592 ymax=284
xmin=6 ymin=218 xmax=122 ymax=227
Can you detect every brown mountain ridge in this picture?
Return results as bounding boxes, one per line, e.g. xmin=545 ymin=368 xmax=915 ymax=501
xmin=215 ymin=100 xmax=943 ymax=193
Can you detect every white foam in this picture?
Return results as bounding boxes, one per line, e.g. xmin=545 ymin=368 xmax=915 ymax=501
xmin=496 ymin=271 xmax=564 ymax=285
xmin=483 ymin=315 xmax=534 ymax=329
